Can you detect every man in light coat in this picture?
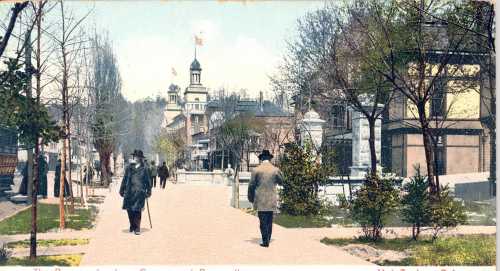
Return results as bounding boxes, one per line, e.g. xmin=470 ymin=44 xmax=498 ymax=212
xmin=248 ymin=150 xmax=283 ymax=247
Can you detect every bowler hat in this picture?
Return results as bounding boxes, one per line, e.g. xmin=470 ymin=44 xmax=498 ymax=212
xmin=258 ymin=150 xmax=273 ymax=160
xmin=131 ymin=149 xmax=145 ymax=158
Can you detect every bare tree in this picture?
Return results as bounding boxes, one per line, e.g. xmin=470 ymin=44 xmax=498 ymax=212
xmin=47 ymin=0 xmax=91 ymax=229
xmin=87 ymin=31 xmax=122 ymax=187
xmin=329 ymin=0 xmax=484 ymax=195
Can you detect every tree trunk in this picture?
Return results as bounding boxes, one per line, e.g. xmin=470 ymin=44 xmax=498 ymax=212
xmin=234 ymin=164 xmax=240 ymax=209
xmin=417 ymin=103 xmax=437 ymax=195
xmin=67 ymin=132 xmax=74 ymax=212
xmin=99 ymin=150 xmax=111 ymax=186
xmin=368 ymin=118 xmax=377 ymax=176
xmin=59 ymin=129 xmax=67 ymax=229
xmin=25 ymin=28 xmax=36 ymax=260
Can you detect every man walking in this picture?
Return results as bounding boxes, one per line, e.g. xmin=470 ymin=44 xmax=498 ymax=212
xmin=158 ymin=161 xmax=169 ymax=189
xmin=248 ymin=150 xmax=283 ymax=247
xmin=150 ymin=161 xmax=158 ymax=188
xmin=119 ymin=150 xmax=152 ymax=235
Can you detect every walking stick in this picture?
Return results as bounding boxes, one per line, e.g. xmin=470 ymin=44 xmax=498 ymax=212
xmin=146 ymin=197 xmax=152 ymax=229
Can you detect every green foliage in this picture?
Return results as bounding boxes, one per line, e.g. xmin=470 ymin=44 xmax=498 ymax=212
xmin=0 ymin=58 xmax=60 ymax=147
xmin=279 ymin=142 xmax=335 ymax=216
xmin=0 ymin=204 xmax=97 ymax=235
xmin=0 ymin=254 xmax=83 ymax=266
xmin=401 ymin=166 xmax=431 ymax=240
xmin=411 ymin=235 xmax=495 ymax=266
xmin=6 ymin=238 xmax=89 ymax=249
xmin=428 ymin=185 xmax=467 ymax=240
xmin=218 ymin=113 xmax=264 ymax=169
xmin=0 ymin=244 xmax=11 ymax=263
xmin=348 ymin=174 xmax=400 ymax=241
xmin=153 ymin=129 xmax=185 ymax=168
xmin=322 ymin=234 xmax=496 ymax=266
xmin=273 ymin=213 xmax=333 ymax=228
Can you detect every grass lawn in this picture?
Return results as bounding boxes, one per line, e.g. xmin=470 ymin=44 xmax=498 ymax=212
xmin=321 ymin=234 xmax=496 ymax=266
xmin=243 ymin=207 xmax=354 ymax=228
xmin=6 ymin=239 xmax=89 ymax=249
xmin=0 ymin=254 xmax=83 ymax=266
xmin=0 ymin=204 xmax=98 ymax=235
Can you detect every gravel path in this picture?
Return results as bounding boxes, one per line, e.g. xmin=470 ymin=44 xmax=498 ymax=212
xmin=81 ymin=182 xmax=372 ymax=265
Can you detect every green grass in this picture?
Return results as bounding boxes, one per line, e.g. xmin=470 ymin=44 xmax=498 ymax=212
xmin=0 ymin=254 xmax=83 ymax=266
xmin=0 ymin=204 xmax=98 ymax=235
xmin=243 ymin=208 xmax=335 ymax=228
xmin=321 ymin=234 xmax=496 ymax=266
xmin=274 ymin=213 xmax=334 ymax=228
xmin=6 ymin=239 xmax=89 ymax=249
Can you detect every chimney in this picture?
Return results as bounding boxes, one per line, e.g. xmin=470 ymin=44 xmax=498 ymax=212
xmin=259 ymin=91 xmax=263 ymax=112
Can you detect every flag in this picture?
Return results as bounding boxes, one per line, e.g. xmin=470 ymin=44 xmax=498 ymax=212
xmin=171 ymin=67 xmax=177 ymax=76
xmin=195 ymin=35 xmax=203 ymax=46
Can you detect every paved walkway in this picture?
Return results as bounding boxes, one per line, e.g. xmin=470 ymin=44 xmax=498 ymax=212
xmin=81 ymin=183 xmax=372 ymax=265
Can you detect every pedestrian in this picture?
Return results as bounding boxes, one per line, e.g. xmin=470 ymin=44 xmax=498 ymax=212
xmin=247 ymin=150 xmax=283 ymax=248
xmin=54 ymin=158 xmax=71 ymax=198
xmin=119 ymin=149 xmax=152 ymax=235
xmin=150 ymin=161 xmax=158 ymax=188
xmin=18 ymin=162 xmax=28 ymax=195
xmin=158 ymin=161 xmax=169 ymax=189
xmin=37 ymin=154 xmax=48 ymax=198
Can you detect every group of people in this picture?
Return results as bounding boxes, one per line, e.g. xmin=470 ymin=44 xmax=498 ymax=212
xmin=119 ymin=148 xmax=283 ymax=249
xmin=18 ymin=156 xmax=72 ymax=198
xmin=146 ymin=160 xmax=170 ymax=189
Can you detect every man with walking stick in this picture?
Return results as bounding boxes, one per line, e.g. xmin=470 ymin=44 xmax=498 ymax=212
xmin=120 ymin=149 xmax=152 ymax=235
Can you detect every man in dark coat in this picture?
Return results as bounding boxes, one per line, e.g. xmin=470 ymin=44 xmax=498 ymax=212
xmin=37 ymin=154 xmax=48 ymax=198
xmin=54 ymin=158 xmax=71 ymax=198
xmin=248 ymin=150 xmax=283 ymax=247
xmin=158 ymin=162 xmax=169 ymax=189
xmin=18 ymin=162 xmax=28 ymax=195
xmin=120 ymin=149 xmax=152 ymax=235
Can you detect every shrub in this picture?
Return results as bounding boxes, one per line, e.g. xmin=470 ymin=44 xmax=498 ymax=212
xmin=349 ymin=173 xmax=400 ymax=241
xmin=279 ymin=143 xmax=335 ymax=216
xmin=428 ymin=185 xmax=467 ymax=240
xmin=401 ymin=166 xmax=431 ymax=240
xmin=0 ymin=244 xmax=11 ymax=263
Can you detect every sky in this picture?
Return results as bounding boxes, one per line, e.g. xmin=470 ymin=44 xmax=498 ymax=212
xmin=70 ymin=1 xmax=325 ymax=102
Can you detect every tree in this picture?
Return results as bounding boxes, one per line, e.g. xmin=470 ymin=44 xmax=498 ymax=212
xmin=87 ymin=31 xmax=122 ymax=186
xmin=153 ymin=128 xmax=186 ymax=168
xmin=218 ymin=113 xmax=264 ymax=207
xmin=49 ymin=0 xmax=91 ymax=228
xmin=324 ymin=0 xmax=485 ymax=195
xmin=279 ymin=142 xmax=334 ymax=216
xmin=0 ymin=2 xmax=29 ymax=59
xmin=401 ymin=166 xmax=431 ymax=240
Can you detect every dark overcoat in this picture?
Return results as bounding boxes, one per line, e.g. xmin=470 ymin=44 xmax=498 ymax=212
xmin=120 ymin=163 xmax=152 ymax=211
xmin=54 ymin=161 xmax=71 ymax=197
xmin=158 ymin=165 xmax=169 ymax=179
xmin=37 ymin=156 xmax=48 ymax=197
xmin=19 ymin=157 xmax=49 ymax=196
xmin=248 ymin=161 xmax=284 ymax=212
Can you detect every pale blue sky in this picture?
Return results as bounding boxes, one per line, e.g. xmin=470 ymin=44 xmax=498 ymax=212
xmin=74 ymin=1 xmax=325 ymax=101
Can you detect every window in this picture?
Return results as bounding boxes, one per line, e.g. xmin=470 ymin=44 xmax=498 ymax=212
xmin=195 ymin=98 xmax=200 ymax=110
xmin=430 ymin=79 xmax=446 ymax=117
xmin=330 ymin=104 xmax=346 ymax=128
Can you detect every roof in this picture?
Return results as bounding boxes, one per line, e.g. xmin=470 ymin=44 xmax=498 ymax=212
xmin=235 ymin=100 xmax=291 ymax=117
xmin=190 ymin=58 xmax=201 ymax=70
